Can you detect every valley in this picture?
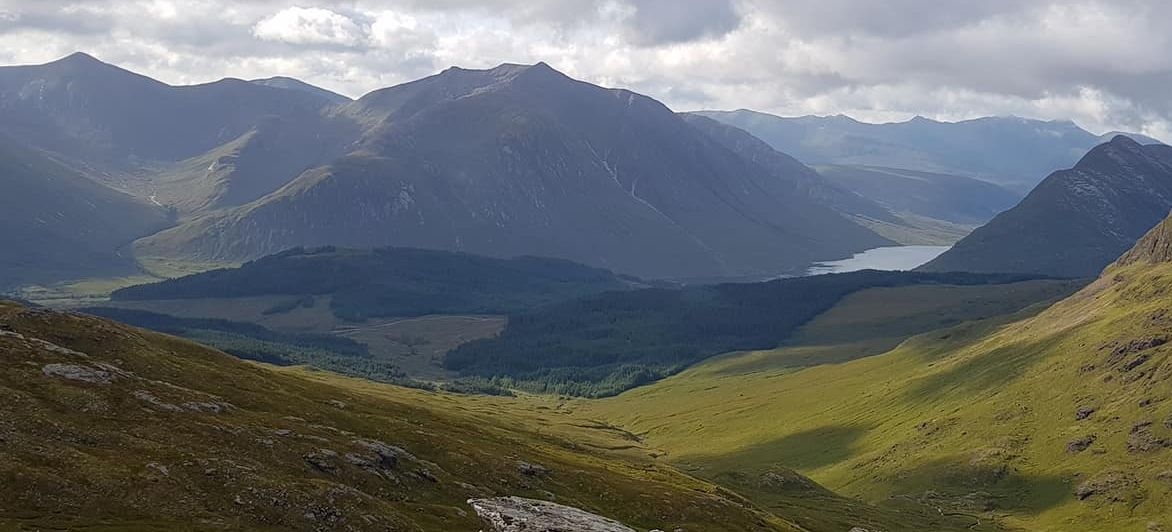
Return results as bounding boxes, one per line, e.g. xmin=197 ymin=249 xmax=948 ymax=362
xmin=2 ymin=32 xmax=1172 ymax=532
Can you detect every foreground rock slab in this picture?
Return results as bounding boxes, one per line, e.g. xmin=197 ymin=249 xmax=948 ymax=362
xmin=469 ymin=497 xmax=635 ymax=532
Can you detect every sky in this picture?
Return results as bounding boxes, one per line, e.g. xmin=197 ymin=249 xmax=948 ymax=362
xmin=1 ymin=0 xmax=1170 ymax=141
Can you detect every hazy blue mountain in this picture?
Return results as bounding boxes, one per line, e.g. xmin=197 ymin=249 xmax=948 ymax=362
xmin=138 ymin=63 xmax=891 ymax=280
xmin=0 ymin=135 xmax=169 ymax=288
xmin=919 ymin=136 xmax=1172 ymax=277
xmin=697 ymin=109 xmax=1161 ymax=192
xmin=816 ymin=165 xmax=1022 ymax=225
xmin=0 ymin=53 xmax=338 ymax=169
xmin=249 ymin=76 xmax=352 ymax=104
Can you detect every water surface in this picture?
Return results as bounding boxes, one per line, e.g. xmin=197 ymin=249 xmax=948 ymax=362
xmin=806 ymin=245 xmax=950 ymax=275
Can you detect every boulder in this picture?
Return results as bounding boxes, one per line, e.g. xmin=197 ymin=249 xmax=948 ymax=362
xmin=42 ymin=363 xmax=112 ymax=384
xmin=469 ymin=496 xmax=635 ymax=532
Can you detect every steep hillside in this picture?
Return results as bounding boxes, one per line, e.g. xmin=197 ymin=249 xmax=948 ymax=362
xmin=136 ymin=63 xmax=891 ymax=280
xmin=588 ymin=215 xmax=1172 ymax=530
xmin=147 ymin=115 xmax=358 ymax=215
xmin=698 ymin=110 xmax=1160 ymax=191
xmin=0 ymin=136 xmax=169 ymax=288
xmin=816 ymin=165 xmax=1021 ymax=225
xmin=921 ymin=136 xmax=1172 ymax=277
xmin=0 ymin=300 xmax=813 ymax=531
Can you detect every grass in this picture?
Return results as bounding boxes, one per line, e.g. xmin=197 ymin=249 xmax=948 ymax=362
xmin=0 ymin=300 xmax=798 ymax=531
xmin=852 ymin=211 xmax=974 ymax=246
xmin=577 ymin=278 xmax=1172 ymax=531
xmin=93 ymin=296 xmax=506 ymax=380
xmin=581 ymin=276 xmax=1172 ymax=529
xmin=13 ymin=275 xmax=162 ymax=305
xmin=135 ymin=255 xmax=238 ymax=279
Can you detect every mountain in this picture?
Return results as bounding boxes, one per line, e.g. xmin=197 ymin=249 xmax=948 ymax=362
xmin=0 ymin=299 xmax=816 ymax=531
xmin=249 ymin=76 xmax=352 ymax=104
xmin=0 ymin=53 xmax=340 ymax=171
xmin=698 ymin=109 xmax=1160 ymax=192
xmin=920 ymin=136 xmax=1172 ymax=277
xmin=588 ymin=209 xmax=1172 ymax=530
xmin=146 ymin=114 xmax=358 ymax=215
xmin=135 ymin=63 xmax=891 ymax=280
xmin=815 ymin=165 xmax=1022 ymax=225
xmin=0 ymin=135 xmax=168 ymax=288
xmin=0 ymin=53 xmax=355 ymax=219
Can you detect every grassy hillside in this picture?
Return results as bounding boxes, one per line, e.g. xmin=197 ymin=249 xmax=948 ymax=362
xmin=0 ymin=300 xmax=811 ymax=531
xmin=586 ymin=256 xmax=1172 ymax=529
xmin=448 ymin=271 xmax=1059 ymax=397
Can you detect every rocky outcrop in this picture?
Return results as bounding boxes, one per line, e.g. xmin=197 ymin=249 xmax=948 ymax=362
xmin=468 ymin=497 xmax=635 ymax=532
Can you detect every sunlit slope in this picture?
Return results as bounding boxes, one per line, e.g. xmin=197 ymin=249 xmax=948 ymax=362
xmin=582 ymin=274 xmax=1172 ymax=530
xmin=0 ymin=301 xmax=800 ymax=531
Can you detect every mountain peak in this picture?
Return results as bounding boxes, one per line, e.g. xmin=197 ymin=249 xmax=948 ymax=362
xmin=1108 ymin=133 xmax=1143 ymax=147
xmin=58 ymin=51 xmax=101 ymax=64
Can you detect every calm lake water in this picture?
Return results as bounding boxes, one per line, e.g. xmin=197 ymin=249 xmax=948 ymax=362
xmin=806 ymin=245 xmax=951 ymax=275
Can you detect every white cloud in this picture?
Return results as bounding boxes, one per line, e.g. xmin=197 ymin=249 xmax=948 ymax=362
xmin=0 ymin=0 xmax=1169 ymax=142
xmin=252 ymin=6 xmax=366 ymax=47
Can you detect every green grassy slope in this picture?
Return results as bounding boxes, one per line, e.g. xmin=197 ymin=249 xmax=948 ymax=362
xmin=586 ymin=260 xmax=1172 ymax=529
xmin=0 ymin=300 xmax=803 ymax=531
xmin=449 ymin=271 xmax=1063 ymax=397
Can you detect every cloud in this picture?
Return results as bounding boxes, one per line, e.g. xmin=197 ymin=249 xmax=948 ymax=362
xmin=0 ymin=0 xmax=1168 ymax=142
xmin=252 ymin=6 xmax=366 ymax=47
xmin=620 ymin=0 xmax=742 ymax=46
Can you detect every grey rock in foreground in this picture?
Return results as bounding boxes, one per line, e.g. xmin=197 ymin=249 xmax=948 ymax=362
xmin=469 ymin=496 xmax=635 ymax=532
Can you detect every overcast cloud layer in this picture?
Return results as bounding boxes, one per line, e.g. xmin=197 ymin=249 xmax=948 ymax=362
xmin=1 ymin=0 xmax=1170 ymax=141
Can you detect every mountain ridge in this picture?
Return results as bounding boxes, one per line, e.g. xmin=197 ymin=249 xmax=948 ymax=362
xmin=134 ymin=61 xmax=893 ymax=280
xmin=920 ymin=135 xmax=1172 ymax=277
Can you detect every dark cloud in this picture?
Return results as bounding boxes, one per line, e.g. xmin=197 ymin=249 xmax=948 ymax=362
xmin=622 ymin=0 xmax=741 ymax=46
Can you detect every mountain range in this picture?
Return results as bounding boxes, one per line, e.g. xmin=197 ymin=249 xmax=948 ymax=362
xmin=137 ymin=62 xmax=898 ymax=279
xmin=921 ymin=136 xmax=1172 ymax=278
xmin=1 ymin=53 xmax=912 ymax=284
xmin=698 ymin=109 xmax=1162 ymax=192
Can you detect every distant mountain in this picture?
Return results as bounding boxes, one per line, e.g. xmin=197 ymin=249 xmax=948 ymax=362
xmin=920 ymin=136 xmax=1172 ymax=277
xmin=680 ymin=115 xmax=900 ymax=224
xmin=0 ymin=53 xmax=354 ymax=219
xmin=249 ymin=76 xmax=351 ymax=104
xmin=697 ymin=109 xmax=1161 ymax=192
xmin=0 ymin=53 xmax=339 ymax=170
xmin=137 ymin=63 xmax=892 ymax=280
xmin=0 ymin=135 xmax=168 ymax=288
xmin=815 ymin=165 xmax=1022 ymax=225
xmin=147 ymin=115 xmax=358 ymax=215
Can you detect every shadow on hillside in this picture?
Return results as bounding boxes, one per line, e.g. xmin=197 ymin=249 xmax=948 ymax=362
xmin=884 ymin=456 xmax=1072 ymax=515
xmin=904 ymin=335 xmax=1065 ymax=401
xmin=691 ymin=424 xmax=871 ymax=473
